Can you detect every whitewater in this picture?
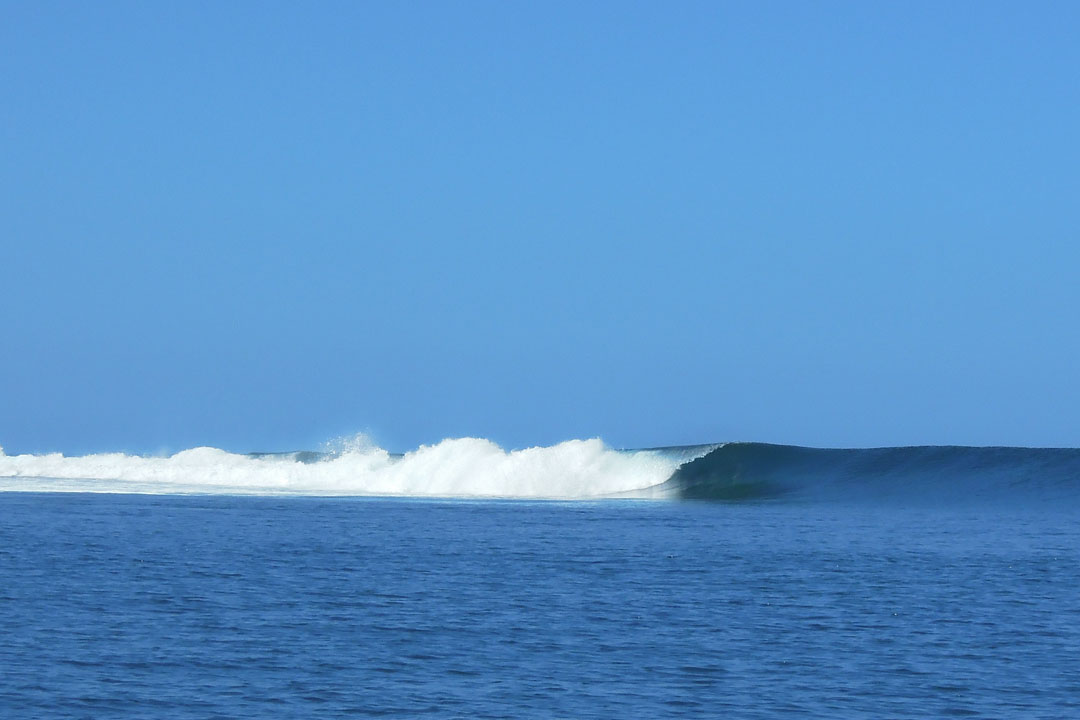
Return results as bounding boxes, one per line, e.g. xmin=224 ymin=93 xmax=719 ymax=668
xmin=0 ymin=437 xmax=708 ymax=498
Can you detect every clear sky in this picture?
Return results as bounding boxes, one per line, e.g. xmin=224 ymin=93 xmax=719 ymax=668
xmin=2 ymin=1 xmax=1078 ymax=454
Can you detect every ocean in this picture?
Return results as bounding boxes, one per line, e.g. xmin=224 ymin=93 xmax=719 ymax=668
xmin=2 ymin=441 xmax=1079 ymax=718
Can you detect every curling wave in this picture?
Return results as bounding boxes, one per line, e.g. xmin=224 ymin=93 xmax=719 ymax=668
xmin=1 ymin=439 xmax=1078 ymax=504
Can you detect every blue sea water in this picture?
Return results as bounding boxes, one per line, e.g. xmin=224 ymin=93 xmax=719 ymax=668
xmin=2 ymin=488 xmax=1079 ymax=718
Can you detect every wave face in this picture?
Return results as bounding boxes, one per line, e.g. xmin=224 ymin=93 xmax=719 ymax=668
xmin=2 ymin=439 xmax=1078 ymax=504
xmin=662 ymin=442 xmax=1080 ymax=505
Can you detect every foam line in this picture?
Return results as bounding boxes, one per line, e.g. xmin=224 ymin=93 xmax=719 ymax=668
xmin=0 ymin=437 xmax=695 ymax=498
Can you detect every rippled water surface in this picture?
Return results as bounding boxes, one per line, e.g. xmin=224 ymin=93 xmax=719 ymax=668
xmin=2 ymin=494 xmax=1078 ymax=718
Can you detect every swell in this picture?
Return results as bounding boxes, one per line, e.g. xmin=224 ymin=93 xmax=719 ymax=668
xmin=662 ymin=443 xmax=1080 ymax=505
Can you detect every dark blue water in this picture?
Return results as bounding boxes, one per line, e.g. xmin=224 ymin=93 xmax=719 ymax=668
xmin=2 ymin=494 xmax=1079 ymax=718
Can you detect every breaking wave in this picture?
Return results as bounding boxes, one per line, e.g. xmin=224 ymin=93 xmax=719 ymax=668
xmin=0 ymin=437 xmax=702 ymax=499
xmin=2 ymin=438 xmax=1078 ymax=504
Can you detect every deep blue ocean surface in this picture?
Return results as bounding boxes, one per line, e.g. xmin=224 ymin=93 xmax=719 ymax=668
xmin=2 ymin=491 xmax=1079 ymax=719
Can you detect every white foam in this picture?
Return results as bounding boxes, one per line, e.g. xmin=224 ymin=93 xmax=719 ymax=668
xmin=0 ymin=436 xmax=697 ymax=498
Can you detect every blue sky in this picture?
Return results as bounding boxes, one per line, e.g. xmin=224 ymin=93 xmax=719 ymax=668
xmin=2 ymin=1 xmax=1078 ymax=453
